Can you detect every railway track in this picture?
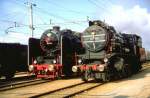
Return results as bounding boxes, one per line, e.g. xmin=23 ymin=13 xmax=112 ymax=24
xmin=0 ymin=63 xmax=149 ymax=98
xmin=30 ymin=80 xmax=104 ymax=98
xmin=0 ymin=75 xmax=35 ymax=85
xmin=0 ymin=78 xmax=51 ymax=92
xmin=29 ymin=63 xmax=150 ymax=98
xmin=140 ymin=63 xmax=150 ymax=72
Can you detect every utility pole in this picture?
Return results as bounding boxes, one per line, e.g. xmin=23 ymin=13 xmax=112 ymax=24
xmin=26 ymin=0 xmax=36 ymax=66
xmin=28 ymin=0 xmax=36 ymax=37
xmin=87 ymin=16 xmax=90 ymax=22
xmin=14 ymin=22 xmax=17 ymax=27
xmin=50 ymin=19 xmax=52 ymax=25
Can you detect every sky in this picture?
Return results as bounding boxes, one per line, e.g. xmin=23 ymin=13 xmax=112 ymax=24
xmin=0 ymin=0 xmax=150 ymax=50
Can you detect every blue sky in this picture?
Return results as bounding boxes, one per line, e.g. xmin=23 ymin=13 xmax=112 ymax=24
xmin=0 ymin=0 xmax=150 ymax=50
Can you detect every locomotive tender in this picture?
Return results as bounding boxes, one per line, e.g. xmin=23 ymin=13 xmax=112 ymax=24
xmin=29 ymin=26 xmax=82 ymax=79
xmin=0 ymin=43 xmax=27 ymax=79
xmin=72 ymin=20 xmax=146 ymax=82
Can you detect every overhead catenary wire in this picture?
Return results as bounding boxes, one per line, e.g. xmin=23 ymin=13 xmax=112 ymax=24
xmin=87 ymin=0 xmax=112 ymax=15
xmin=4 ymin=0 xmax=28 ymax=20
xmin=33 ymin=0 xmax=90 ymax=26
xmin=103 ymin=0 xmax=115 ymax=6
xmin=16 ymin=0 xmax=93 ymax=20
xmin=46 ymin=0 xmax=94 ymax=15
xmin=35 ymin=6 xmax=69 ymax=22
xmin=11 ymin=0 xmax=89 ymax=27
xmin=34 ymin=12 xmax=47 ymax=25
xmin=96 ymin=0 xmax=113 ymax=8
xmin=34 ymin=20 xmax=87 ymax=26
xmin=95 ymin=0 xmax=114 ymax=6
xmin=14 ymin=0 xmax=86 ymax=23
xmin=1 ymin=0 xmax=91 ymax=36
xmin=0 ymin=19 xmax=28 ymax=27
xmin=34 ymin=6 xmax=87 ymax=26
xmin=0 ymin=18 xmax=88 ymax=28
xmin=0 ymin=0 xmax=29 ymax=35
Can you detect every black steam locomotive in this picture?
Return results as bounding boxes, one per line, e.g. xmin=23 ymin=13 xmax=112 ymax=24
xmin=0 ymin=43 xmax=28 ymax=79
xmin=29 ymin=26 xmax=82 ymax=79
xmin=72 ymin=20 xmax=146 ymax=82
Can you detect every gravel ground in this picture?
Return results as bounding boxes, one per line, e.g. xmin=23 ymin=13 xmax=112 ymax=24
xmin=0 ymin=78 xmax=83 ymax=98
xmin=74 ymin=65 xmax=150 ymax=98
xmin=0 ymin=72 xmax=30 ymax=79
xmin=0 ymin=64 xmax=150 ymax=98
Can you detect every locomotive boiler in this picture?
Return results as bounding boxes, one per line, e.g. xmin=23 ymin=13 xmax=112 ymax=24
xmin=29 ymin=26 xmax=82 ymax=79
xmin=72 ymin=20 xmax=146 ymax=82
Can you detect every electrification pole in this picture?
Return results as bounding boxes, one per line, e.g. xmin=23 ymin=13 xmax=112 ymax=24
xmin=29 ymin=0 xmax=36 ymax=37
xmin=27 ymin=0 xmax=36 ymax=66
xmin=87 ymin=16 xmax=89 ymax=22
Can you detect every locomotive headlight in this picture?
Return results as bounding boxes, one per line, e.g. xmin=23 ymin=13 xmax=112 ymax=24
xmin=47 ymin=33 xmax=52 ymax=37
xmin=48 ymin=65 xmax=54 ymax=71
xmin=97 ymin=65 xmax=105 ymax=72
xmin=29 ymin=65 xmax=34 ymax=71
xmin=91 ymin=32 xmax=96 ymax=35
xmin=45 ymin=68 xmax=48 ymax=72
xmin=33 ymin=60 xmax=37 ymax=64
xmin=78 ymin=59 xmax=82 ymax=64
xmin=72 ymin=66 xmax=78 ymax=72
xmin=53 ymin=60 xmax=56 ymax=64
xmin=104 ymin=58 xmax=108 ymax=63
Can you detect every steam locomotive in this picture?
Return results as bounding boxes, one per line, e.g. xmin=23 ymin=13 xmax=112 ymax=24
xmin=28 ymin=26 xmax=82 ymax=79
xmin=72 ymin=20 xmax=146 ymax=82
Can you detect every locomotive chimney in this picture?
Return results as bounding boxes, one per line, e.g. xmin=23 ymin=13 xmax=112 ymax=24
xmin=53 ymin=26 xmax=60 ymax=32
xmin=89 ymin=21 xmax=93 ymax=26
